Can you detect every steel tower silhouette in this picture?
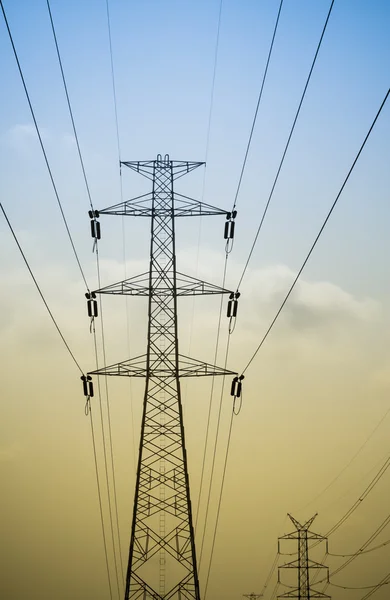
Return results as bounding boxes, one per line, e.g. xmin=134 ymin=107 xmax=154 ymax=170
xmin=89 ymin=154 xmax=236 ymax=599
xmin=278 ymin=514 xmax=329 ymax=600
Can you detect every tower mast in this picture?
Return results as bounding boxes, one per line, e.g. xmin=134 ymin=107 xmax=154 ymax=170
xmin=277 ymin=514 xmax=329 ymax=600
xmin=89 ymin=154 xmax=236 ymax=599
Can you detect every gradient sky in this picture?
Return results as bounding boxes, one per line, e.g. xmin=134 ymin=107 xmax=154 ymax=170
xmin=1 ymin=1 xmax=390 ymax=599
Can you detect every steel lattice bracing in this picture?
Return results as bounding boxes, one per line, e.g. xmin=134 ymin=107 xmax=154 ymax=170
xmin=88 ymin=154 xmax=236 ymax=600
xmin=277 ymin=515 xmax=330 ymax=600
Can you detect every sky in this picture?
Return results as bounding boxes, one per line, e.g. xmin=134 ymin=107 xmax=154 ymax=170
xmin=0 ymin=0 xmax=390 ymax=599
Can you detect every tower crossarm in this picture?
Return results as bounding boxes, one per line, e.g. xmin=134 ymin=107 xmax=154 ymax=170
xmin=88 ymin=354 xmax=236 ymax=379
xmin=93 ymin=271 xmax=232 ymax=297
xmin=98 ymin=191 xmax=229 ymax=217
xmin=121 ymin=157 xmax=205 ymax=181
xmin=279 ymin=531 xmax=326 ymax=541
xmin=279 ymin=559 xmax=330 ymax=570
xmin=278 ymin=590 xmax=330 ymax=599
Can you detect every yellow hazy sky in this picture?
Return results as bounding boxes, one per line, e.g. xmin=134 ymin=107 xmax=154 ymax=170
xmin=1 ymin=1 xmax=390 ymax=599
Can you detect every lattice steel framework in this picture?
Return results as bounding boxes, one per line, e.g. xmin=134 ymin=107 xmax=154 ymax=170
xmin=277 ymin=514 xmax=330 ymax=600
xmin=89 ymin=154 xmax=236 ymax=599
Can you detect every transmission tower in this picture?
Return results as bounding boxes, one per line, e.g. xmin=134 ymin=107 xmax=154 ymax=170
xmin=88 ymin=154 xmax=236 ymax=599
xmin=243 ymin=593 xmax=263 ymax=599
xmin=277 ymin=514 xmax=330 ymax=600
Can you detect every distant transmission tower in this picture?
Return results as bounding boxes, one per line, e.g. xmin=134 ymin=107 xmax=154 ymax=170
xmin=89 ymin=154 xmax=236 ymax=599
xmin=277 ymin=514 xmax=330 ymax=600
xmin=243 ymin=593 xmax=263 ymax=599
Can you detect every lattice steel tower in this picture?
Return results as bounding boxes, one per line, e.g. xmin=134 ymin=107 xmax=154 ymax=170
xmin=89 ymin=154 xmax=235 ymax=599
xmin=277 ymin=514 xmax=330 ymax=600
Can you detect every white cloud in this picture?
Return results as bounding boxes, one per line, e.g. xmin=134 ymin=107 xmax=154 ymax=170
xmin=244 ymin=264 xmax=379 ymax=330
xmin=3 ymin=123 xmax=50 ymax=152
xmin=2 ymin=124 xmax=76 ymax=153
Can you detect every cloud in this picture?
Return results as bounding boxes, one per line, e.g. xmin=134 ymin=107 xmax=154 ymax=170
xmin=3 ymin=123 xmax=50 ymax=152
xmin=2 ymin=124 xmax=76 ymax=154
xmin=244 ymin=264 xmax=379 ymax=330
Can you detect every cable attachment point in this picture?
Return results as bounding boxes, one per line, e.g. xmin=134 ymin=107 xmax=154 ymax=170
xmin=231 ymin=374 xmax=244 ymax=415
xmin=224 ymin=210 xmax=237 ymax=253
xmin=227 ymin=291 xmax=240 ymax=318
xmin=86 ymin=291 xmax=98 ymax=319
xmin=227 ymin=291 xmax=240 ymax=333
xmin=81 ymin=374 xmax=94 ymax=397
xmin=89 ymin=210 xmax=101 ymax=251
xmin=230 ymin=374 xmax=244 ymax=398
xmin=81 ymin=375 xmax=94 ymax=415
xmin=224 ymin=211 xmax=237 ymax=240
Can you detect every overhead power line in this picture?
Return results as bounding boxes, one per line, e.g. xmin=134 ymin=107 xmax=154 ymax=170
xmin=105 ymin=0 xmax=121 ymax=162
xmin=46 ymin=0 xmax=94 ymax=211
xmin=0 ymin=0 xmax=89 ymax=291
xmin=203 ymin=411 xmax=235 ymax=599
xmin=240 ymin=86 xmax=390 ymax=377
xmin=197 ymin=3 xmax=285 ymax=581
xmin=105 ymin=0 xmax=138 ymax=481
xmin=88 ymin=400 xmax=115 ymax=600
xmin=307 ymin=454 xmax=390 ymax=575
xmin=282 ymin=453 xmax=390 ymax=566
xmin=195 ymin=255 xmax=229 ymax=536
xmin=325 ymin=467 xmax=390 ymax=540
xmin=231 ymin=0 xmax=284 ymax=214
xmin=325 ymin=512 xmax=390 ymax=581
xmin=329 ymin=537 xmax=390 ymax=557
xmin=0 ymin=203 xmax=84 ymax=375
xmin=330 ymin=581 xmax=390 ymax=591
xmin=311 ymin=511 xmax=390 ymax=598
xmin=200 ymin=334 xmax=232 ymax=569
xmin=190 ymin=4 xmax=226 ymax=533
xmin=298 ymin=404 xmax=390 ymax=511
xmin=236 ymin=0 xmax=334 ymax=290
xmin=203 ymin=0 xmax=223 ymax=166
xmin=92 ymin=324 xmax=122 ymax=598
xmin=260 ymin=552 xmax=280 ymax=597
xmin=190 ymin=4 xmax=226 ymax=535
xmin=47 ymin=1 xmax=125 ymax=589
xmin=360 ymin=570 xmax=390 ymax=600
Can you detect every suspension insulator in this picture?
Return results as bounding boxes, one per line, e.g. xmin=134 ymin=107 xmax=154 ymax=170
xmin=81 ymin=375 xmax=94 ymax=397
xmin=237 ymin=374 xmax=244 ymax=398
xmin=231 ymin=374 xmax=244 ymax=397
xmin=90 ymin=219 xmax=101 ymax=240
xmin=224 ymin=211 xmax=237 ymax=240
xmin=227 ymin=292 xmax=240 ymax=318
xmin=87 ymin=299 xmax=98 ymax=317
xmin=227 ymin=292 xmax=234 ymax=317
xmin=81 ymin=375 xmax=88 ymax=397
xmin=230 ymin=376 xmax=238 ymax=396
xmin=86 ymin=292 xmax=98 ymax=317
xmin=87 ymin=375 xmax=94 ymax=398
xmin=89 ymin=209 xmax=101 ymax=240
xmin=227 ymin=299 xmax=238 ymax=317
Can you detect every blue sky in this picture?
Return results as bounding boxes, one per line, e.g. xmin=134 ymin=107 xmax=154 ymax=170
xmin=1 ymin=1 xmax=390 ymax=599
